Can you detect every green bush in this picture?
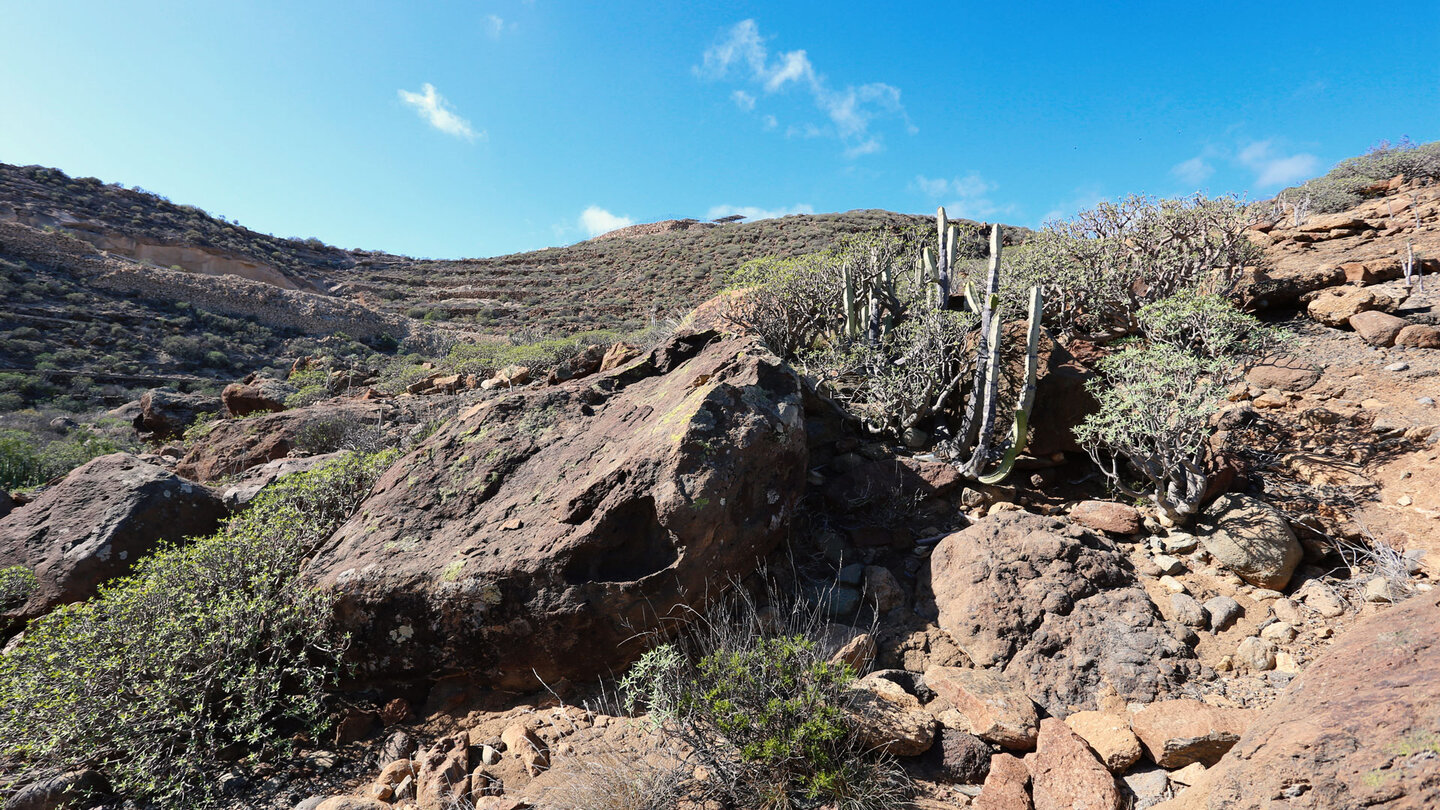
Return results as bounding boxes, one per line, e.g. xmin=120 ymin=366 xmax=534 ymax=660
xmin=0 ymin=428 xmax=124 ymax=490
xmin=0 ymin=450 xmax=395 ymax=806
xmin=620 ymin=590 xmax=910 ymax=809
xmin=1135 ymin=289 xmax=1282 ymax=359
xmin=0 ymin=566 xmax=37 ymax=611
xmin=1073 ymin=345 xmax=1229 ymax=524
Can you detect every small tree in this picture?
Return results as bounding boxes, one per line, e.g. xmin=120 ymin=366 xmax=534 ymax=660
xmin=1073 ymin=345 xmax=1225 ymax=524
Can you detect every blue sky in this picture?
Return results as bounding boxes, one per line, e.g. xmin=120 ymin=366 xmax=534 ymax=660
xmin=2 ymin=1 xmax=1437 ymax=259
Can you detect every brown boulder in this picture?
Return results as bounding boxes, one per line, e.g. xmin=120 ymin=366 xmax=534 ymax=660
xmin=1243 ymin=355 xmax=1321 ymax=392
xmin=1341 ymin=259 xmax=1402 ymax=285
xmin=928 ymin=728 xmax=992 ymax=784
xmin=221 ymin=376 xmax=297 ymax=417
xmin=1027 ymin=718 xmax=1122 ymax=810
xmin=0 ymin=453 xmax=228 ymax=621
xmin=599 ymin=342 xmax=640 ymax=371
xmin=134 ymin=388 xmax=221 ymax=439
xmin=1396 ymin=323 xmax=1440 ymax=348
xmin=1349 ymin=310 xmax=1409 ymax=346
xmin=1235 ymin=265 xmax=1344 ymax=310
xmin=1197 ymin=494 xmax=1301 ymax=590
xmin=929 ymin=512 xmax=1201 ymax=716
xmin=546 ymin=344 xmax=606 ymax=383
xmin=1176 ymin=590 xmax=1440 ymax=809
xmin=175 ymin=401 xmax=396 ymax=483
xmin=925 ymin=666 xmax=1040 ymax=751
xmin=1029 ymin=331 xmax=1100 ymax=456
xmin=1306 ymin=286 xmax=1396 ymax=327
xmin=1129 ymin=699 xmax=1253 ymax=768
xmin=306 ymin=332 xmax=809 ymax=689
xmin=1068 ymin=501 xmax=1142 ymax=535
xmin=973 ymin=753 xmax=1033 ymax=810
xmin=415 ymin=734 xmax=470 ymax=810
xmin=847 ymin=674 xmax=937 ymax=756
xmin=1064 ymin=711 xmax=1142 ymax=773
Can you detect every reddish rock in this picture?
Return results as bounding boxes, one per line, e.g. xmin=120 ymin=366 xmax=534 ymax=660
xmin=1306 ymin=286 xmax=1395 ymax=327
xmin=973 ymin=753 xmax=1033 ymax=810
xmin=546 ymin=344 xmax=606 ymax=383
xmin=1396 ymin=323 xmax=1440 ymax=348
xmin=334 ymin=707 xmax=379 ymax=745
xmin=1235 ymin=264 xmax=1344 ymax=310
xmin=415 ymin=734 xmax=470 ymax=810
xmin=1349 ymin=310 xmax=1409 ymax=346
xmin=1068 ymin=501 xmax=1142 ymax=535
xmin=379 ymin=698 xmax=413 ymax=726
xmin=1341 ymin=259 xmax=1402 ymax=285
xmin=1243 ymin=355 xmax=1321 ymax=392
xmin=221 ymin=375 xmax=297 ymax=417
xmin=598 ymin=342 xmax=640 ymax=371
xmin=175 ymin=401 xmax=396 ymax=483
xmin=1171 ymin=590 xmax=1440 ymax=810
xmin=1029 ymin=331 xmax=1100 ymax=456
xmin=847 ymin=674 xmax=937 ymax=757
xmin=0 ymin=453 xmax=228 ymax=622
xmin=925 ymin=666 xmax=1040 ymax=751
xmin=307 ymin=333 xmax=808 ymax=689
xmin=1027 ymin=718 xmax=1122 ymax=810
xmin=929 ymin=513 xmax=1200 ymax=716
xmin=1129 ymin=698 xmax=1253 ymax=768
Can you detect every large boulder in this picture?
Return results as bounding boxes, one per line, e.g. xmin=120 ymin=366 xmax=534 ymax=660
xmin=1029 ymin=332 xmax=1100 ymax=456
xmin=929 ymin=512 xmax=1201 ymax=716
xmin=133 ymin=388 xmax=221 ymax=439
xmin=1348 ymin=310 xmax=1409 ymax=347
xmin=1162 ymin=590 xmax=1440 ymax=809
xmin=1243 ymin=355 xmax=1321 ymax=392
xmin=1129 ymin=698 xmax=1253 ymax=768
xmin=221 ymin=375 xmax=298 ymax=417
xmin=306 ymin=332 xmax=809 ymax=689
xmin=0 ymin=453 xmax=228 ymax=621
xmin=175 ymin=401 xmax=397 ymax=483
xmin=1196 ymin=494 xmax=1302 ymax=590
xmin=1305 ymin=286 xmax=1396 ymax=327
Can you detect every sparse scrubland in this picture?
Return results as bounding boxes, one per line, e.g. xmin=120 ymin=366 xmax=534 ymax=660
xmin=0 ymin=142 xmax=1438 ymax=809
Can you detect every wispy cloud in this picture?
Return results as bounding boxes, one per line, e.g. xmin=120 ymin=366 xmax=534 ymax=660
xmin=398 ymin=83 xmax=481 ymax=141
xmin=731 ymin=90 xmax=756 ymax=111
xmin=483 ymin=14 xmax=507 ymax=39
xmin=1238 ymin=140 xmax=1320 ymax=188
xmin=1171 ymin=139 xmax=1320 ymax=191
xmin=1171 ymin=154 xmax=1216 ymax=185
xmin=698 ymin=19 xmax=912 ymax=158
xmin=913 ymin=173 xmax=1015 ymax=220
xmin=579 ymin=206 xmax=634 ymax=237
xmin=706 ymin=203 xmax=815 ymax=221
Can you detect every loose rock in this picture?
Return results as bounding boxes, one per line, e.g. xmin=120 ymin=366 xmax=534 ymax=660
xmin=1128 ymin=698 xmax=1252 ymax=768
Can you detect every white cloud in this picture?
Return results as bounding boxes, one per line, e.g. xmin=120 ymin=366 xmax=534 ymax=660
xmin=1238 ymin=140 xmax=1320 ymax=187
xmin=398 ymin=83 xmax=481 ymax=141
xmin=1171 ymin=154 xmax=1215 ymax=185
xmin=706 ymin=203 xmax=815 ymax=221
xmin=579 ymin=206 xmax=634 ymax=237
xmin=913 ymin=174 xmax=1013 ymax=220
xmin=483 ymin=14 xmax=506 ymax=38
xmin=761 ymin=114 xmax=778 ymax=130
xmin=698 ymin=19 xmax=911 ymax=158
xmin=731 ymin=90 xmax=756 ymax=111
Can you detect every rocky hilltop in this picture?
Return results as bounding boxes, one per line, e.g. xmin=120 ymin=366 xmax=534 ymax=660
xmin=0 ymin=148 xmax=1437 ymax=810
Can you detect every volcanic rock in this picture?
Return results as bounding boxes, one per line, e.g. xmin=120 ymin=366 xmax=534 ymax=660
xmin=1197 ymin=494 xmax=1302 ymax=589
xmin=1027 ymin=717 xmax=1123 ymax=810
xmin=306 ymin=332 xmax=808 ymax=688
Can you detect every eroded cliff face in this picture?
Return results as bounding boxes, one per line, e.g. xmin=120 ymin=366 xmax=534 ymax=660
xmin=0 ymin=206 xmax=304 ymax=290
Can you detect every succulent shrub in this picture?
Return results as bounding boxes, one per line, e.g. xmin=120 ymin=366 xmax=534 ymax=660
xmin=0 ymin=450 xmax=395 ymax=807
xmin=1277 ymin=137 xmax=1440 ymax=214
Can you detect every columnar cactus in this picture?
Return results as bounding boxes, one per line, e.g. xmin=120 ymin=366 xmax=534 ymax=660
xmin=943 ymin=219 xmax=1045 ymax=483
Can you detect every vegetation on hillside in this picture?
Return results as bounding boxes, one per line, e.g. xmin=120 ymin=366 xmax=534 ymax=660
xmin=1277 ymin=137 xmax=1440 ymax=214
xmin=0 ymin=451 xmax=395 ymax=807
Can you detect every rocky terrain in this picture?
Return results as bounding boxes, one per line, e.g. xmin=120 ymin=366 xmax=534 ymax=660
xmin=0 ymin=155 xmax=1437 ymax=810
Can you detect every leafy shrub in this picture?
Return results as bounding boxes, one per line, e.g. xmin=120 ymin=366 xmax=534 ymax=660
xmin=1073 ymin=345 xmax=1229 ymax=523
xmin=1010 ymin=193 xmax=1261 ymax=336
xmin=293 ymin=413 xmax=393 ymax=455
xmin=0 ymin=428 xmax=125 ymax=490
xmin=620 ymin=587 xmax=911 ymax=809
xmin=0 ymin=450 xmax=396 ymax=806
xmin=0 ymin=566 xmax=37 ymax=611
xmin=1135 ymin=289 xmax=1282 ymax=359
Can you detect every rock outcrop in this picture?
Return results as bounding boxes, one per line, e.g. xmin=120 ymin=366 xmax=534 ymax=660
xmin=133 ymin=388 xmax=221 ymax=439
xmin=176 ymin=400 xmax=396 ymax=483
xmin=306 ymin=332 xmax=809 ymax=689
xmin=929 ymin=512 xmax=1201 ymax=716
xmin=0 ymin=453 xmax=228 ymax=621
xmin=1163 ymin=590 xmax=1440 ymax=809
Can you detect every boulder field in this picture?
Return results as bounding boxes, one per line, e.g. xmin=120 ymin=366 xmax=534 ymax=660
xmin=305 ymin=331 xmax=810 ymax=689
